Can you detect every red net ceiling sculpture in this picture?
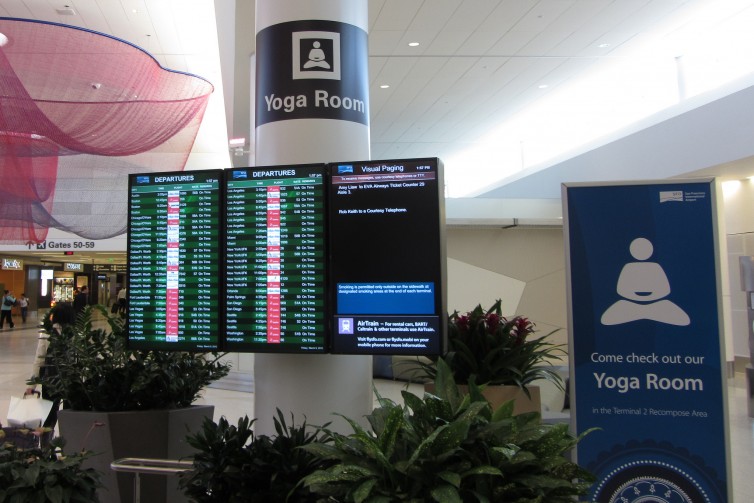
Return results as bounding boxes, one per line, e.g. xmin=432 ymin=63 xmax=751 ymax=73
xmin=0 ymin=18 xmax=213 ymax=243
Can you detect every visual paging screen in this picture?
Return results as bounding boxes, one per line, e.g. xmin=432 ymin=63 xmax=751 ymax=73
xmin=126 ymin=170 xmax=223 ymax=351
xmin=224 ymin=164 xmax=328 ymax=353
xmin=327 ymin=157 xmax=447 ymax=355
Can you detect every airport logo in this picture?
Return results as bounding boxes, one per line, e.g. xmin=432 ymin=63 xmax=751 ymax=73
xmin=659 ymin=190 xmax=683 ymax=203
xmin=232 ymin=171 xmax=248 ymax=180
xmin=136 ymin=176 xmax=150 ymax=184
xmin=337 ymin=165 xmax=354 ymax=175
xmin=292 ymin=31 xmax=340 ymax=80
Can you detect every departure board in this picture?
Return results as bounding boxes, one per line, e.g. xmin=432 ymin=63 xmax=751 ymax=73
xmin=328 ymin=158 xmax=447 ymax=355
xmin=224 ymin=164 xmax=327 ymax=353
xmin=127 ymin=170 xmax=223 ymax=351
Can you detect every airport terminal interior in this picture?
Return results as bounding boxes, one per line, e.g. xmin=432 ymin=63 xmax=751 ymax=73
xmin=3 ymin=1 xmax=754 ymax=501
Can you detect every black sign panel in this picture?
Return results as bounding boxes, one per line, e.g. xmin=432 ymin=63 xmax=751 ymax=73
xmin=126 ymin=170 xmax=223 ymax=351
xmin=328 ymin=158 xmax=446 ymax=355
xmin=224 ymin=165 xmax=328 ymax=353
xmin=256 ymin=20 xmax=369 ymax=125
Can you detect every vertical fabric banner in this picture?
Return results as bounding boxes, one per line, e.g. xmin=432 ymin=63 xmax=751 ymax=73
xmin=563 ymin=180 xmax=731 ymax=503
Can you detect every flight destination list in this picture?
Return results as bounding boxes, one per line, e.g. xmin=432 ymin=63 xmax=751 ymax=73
xmin=224 ymin=165 xmax=327 ymax=353
xmin=127 ymin=170 xmax=222 ymax=351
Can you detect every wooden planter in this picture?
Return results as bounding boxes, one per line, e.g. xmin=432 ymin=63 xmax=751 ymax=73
xmin=58 ymin=405 xmax=213 ymax=503
xmin=424 ymin=383 xmax=541 ymax=415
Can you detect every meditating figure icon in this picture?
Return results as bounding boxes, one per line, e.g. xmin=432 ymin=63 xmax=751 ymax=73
xmin=303 ymin=41 xmax=330 ymax=69
xmin=601 ymin=237 xmax=690 ymax=326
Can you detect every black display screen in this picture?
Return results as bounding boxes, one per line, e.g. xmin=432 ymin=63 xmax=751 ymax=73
xmin=126 ymin=170 xmax=223 ymax=351
xmin=224 ymin=164 xmax=328 ymax=353
xmin=327 ymin=158 xmax=446 ymax=355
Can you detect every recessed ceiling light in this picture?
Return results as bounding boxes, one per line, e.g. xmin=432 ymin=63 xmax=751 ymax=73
xmin=598 ymin=43 xmax=610 ymax=48
xmin=538 ymin=84 xmax=549 ymax=89
xmin=0 ymin=33 xmax=7 ymax=47
xmin=408 ymin=42 xmax=420 ymax=47
xmin=380 ymin=85 xmax=390 ymax=89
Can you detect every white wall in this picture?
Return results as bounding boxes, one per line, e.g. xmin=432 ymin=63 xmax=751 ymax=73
xmin=722 ymin=179 xmax=754 ymax=362
xmin=446 ymin=227 xmax=568 ymax=350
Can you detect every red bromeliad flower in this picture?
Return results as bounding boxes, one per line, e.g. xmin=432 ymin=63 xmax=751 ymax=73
xmin=513 ymin=317 xmax=533 ymax=335
xmin=485 ymin=312 xmax=501 ymax=334
xmin=456 ymin=314 xmax=470 ymax=333
xmin=425 ymin=299 xmax=565 ymax=389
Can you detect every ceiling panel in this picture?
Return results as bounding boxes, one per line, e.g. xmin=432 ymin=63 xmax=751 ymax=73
xmin=424 ymin=30 xmax=472 ymax=55
xmin=476 ymin=0 xmax=537 ymax=34
xmin=546 ymin=0 xmax=610 ymax=34
xmin=445 ymin=0 xmax=500 ymax=31
xmin=407 ymin=0 xmax=459 ymax=32
xmin=488 ymin=28 xmax=537 ymax=55
xmin=390 ymin=31 xmax=439 ymax=56
xmin=398 ymin=120 xmax=436 ymax=142
xmin=144 ymin=0 xmax=182 ymax=55
xmin=514 ymin=0 xmax=574 ymax=34
xmin=369 ymin=30 xmax=403 ymax=54
xmin=0 ymin=1 xmax=31 ymax=18
xmin=371 ymin=0 xmax=423 ymax=31
xmin=368 ymin=56 xmax=388 ymax=84
xmin=455 ymin=30 xmax=504 ymax=55
xmin=367 ymin=0 xmax=387 ymax=31
xmin=518 ymin=27 xmax=575 ymax=56
xmin=72 ymin=0 xmax=110 ymax=34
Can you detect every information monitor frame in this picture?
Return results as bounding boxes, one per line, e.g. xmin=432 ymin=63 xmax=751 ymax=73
xmin=223 ymin=163 xmax=329 ymax=354
xmin=126 ymin=169 xmax=224 ymax=352
xmin=327 ymin=157 xmax=447 ymax=356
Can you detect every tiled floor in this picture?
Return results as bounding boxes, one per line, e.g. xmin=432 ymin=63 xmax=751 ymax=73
xmin=2 ymin=315 xmax=753 ymax=501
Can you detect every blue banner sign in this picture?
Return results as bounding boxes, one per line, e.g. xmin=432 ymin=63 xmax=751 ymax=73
xmin=563 ymin=180 xmax=731 ymax=503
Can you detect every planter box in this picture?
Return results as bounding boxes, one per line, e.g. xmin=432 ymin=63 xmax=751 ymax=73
xmin=58 ymin=405 xmax=213 ymax=503
xmin=424 ymin=383 xmax=541 ymax=415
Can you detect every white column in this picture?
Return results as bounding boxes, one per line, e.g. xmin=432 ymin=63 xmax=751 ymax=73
xmin=253 ymin=0 xmax=371 ymax=435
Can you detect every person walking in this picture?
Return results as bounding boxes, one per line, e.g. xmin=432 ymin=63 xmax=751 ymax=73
xmin=117 ymin=286 xmax=127 ymax=315
xmin=73 ymin=285 xmax=88 ymax=315
xmin=25 ymin=302 xmax=76 ymax=446
xmin=1 ymin=289 xmax=16 ymax=329
xmin=18 ymin=293 xmax=29 ymax=323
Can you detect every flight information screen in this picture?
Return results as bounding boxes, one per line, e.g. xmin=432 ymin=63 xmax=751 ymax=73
xmin=224 ymin=164 xmax=328 ymax=353
xmin=328 ymin=158 xmax=446 ymax=355
xmin=126 ymin=170 xmax=223 ymax=351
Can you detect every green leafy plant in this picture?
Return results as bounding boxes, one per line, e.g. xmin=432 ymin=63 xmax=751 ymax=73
xmin=179 ymin=410 xmax=331 ymax=502
xmin=301 ymin=359 xmax=593 ymax=502
xmin=413 ymin=300 xmax=566 ymax=391
xmin=33 ymin=305 xmax=230 ymax=411
xmin=0 ymin=432 xmax=101 ymax=502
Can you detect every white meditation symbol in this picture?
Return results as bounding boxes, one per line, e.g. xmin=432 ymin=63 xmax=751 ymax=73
xmin=601 ymin=237 xmax=690 ymax=326
xmin=303 ymin=41 xmax=330 ymax=69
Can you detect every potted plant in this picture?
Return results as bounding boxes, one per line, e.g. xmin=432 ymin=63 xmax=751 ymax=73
xmin=179 ymin=410 xmax=331 ymax=502
xmin=300 ymin=359 xmax=593 ymax=502
xmin=32 ymin=305 xmax=230 ymax=503
xmin=0 ymin=432 xmax=102 ymax=502
xmin=411 ymin=299 xmax=566 ymax=414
